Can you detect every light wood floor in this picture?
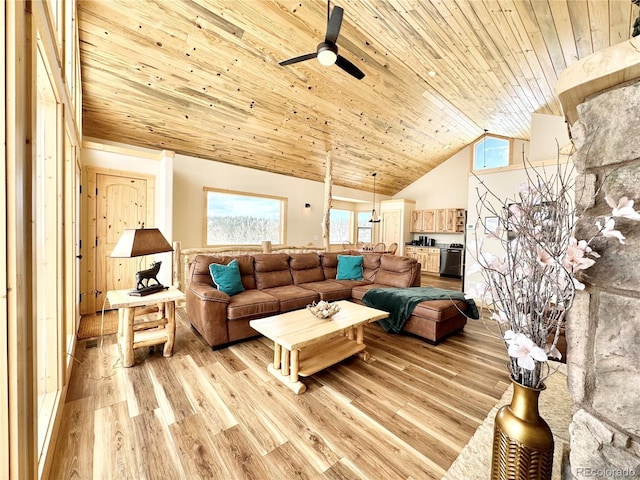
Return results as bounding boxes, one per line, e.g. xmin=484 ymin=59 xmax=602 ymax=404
xmin=420 ymin=273 xmax=464 ymax=291
xmin=50 ymin=277 xmax=509 ymax=480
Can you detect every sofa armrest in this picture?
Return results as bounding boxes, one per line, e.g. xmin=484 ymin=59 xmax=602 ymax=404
xmin=186 ymin=283 xmax=231 ymax=347
xmin=412 ymin=264 xmax=421 ymax=286
xmin=188 ymin=283 xmax=230 ymax=303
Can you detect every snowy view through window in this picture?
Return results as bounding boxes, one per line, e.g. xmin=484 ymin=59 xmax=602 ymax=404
xmin=205 ymin=190 xmax=284 ymax=245
xmin=330 ymin=209 xmax=352 ymax=244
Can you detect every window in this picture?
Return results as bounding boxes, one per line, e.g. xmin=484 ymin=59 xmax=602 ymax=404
xmin=329 ymin=209 xmax=353 ymax=244
xmin=204 ymin=188 xmax=287 ymax=245
xmin=357 ymin=211 xmax=372 ymax=243
xmin=473 ymin=135 xmax=511 ymax=171
xmin=35 ymin=45 xmax=62 ymax=458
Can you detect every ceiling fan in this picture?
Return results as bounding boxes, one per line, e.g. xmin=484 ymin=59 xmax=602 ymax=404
xmin=279 ymin=1 xmax=365 ymax=80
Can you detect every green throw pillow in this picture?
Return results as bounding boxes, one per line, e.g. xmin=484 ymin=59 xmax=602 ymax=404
xmin=336 ymin=255 xmax=364 ymax=280
xmin=209 ymin=259 xmax=244 ymax=296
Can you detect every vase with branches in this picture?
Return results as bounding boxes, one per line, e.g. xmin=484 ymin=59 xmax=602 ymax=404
xmin=467 ymin=159 xmax=639 ymax=389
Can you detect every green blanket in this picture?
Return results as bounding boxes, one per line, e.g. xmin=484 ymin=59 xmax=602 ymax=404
xmin=362 ymin=287 xmax=479 ymax=333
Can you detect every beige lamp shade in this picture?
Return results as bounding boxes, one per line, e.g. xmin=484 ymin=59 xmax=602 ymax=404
xmin=110 ymin=228 xmax=173 ymax=258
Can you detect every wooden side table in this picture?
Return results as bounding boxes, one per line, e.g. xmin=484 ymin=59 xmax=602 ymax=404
xmin=106 ymin=286 xmax=185 ymax=367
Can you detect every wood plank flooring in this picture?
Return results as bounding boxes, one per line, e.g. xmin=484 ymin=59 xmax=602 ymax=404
xmin=50 ymin=277 xmax=510 ymax=480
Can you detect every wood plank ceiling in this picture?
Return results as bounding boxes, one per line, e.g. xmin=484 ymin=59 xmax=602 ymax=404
xmin=78 ymin=0 xmax=636 ymax=196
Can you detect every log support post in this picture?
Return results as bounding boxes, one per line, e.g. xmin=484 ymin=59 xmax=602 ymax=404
xmin=322 ymin=151 xmax=332 ymax=252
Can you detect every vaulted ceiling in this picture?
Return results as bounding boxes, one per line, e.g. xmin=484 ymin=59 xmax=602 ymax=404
xmin=78 ymin=0 xmax=636 ymax=196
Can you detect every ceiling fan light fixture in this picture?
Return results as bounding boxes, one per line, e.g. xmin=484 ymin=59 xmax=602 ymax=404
xmin=317 ymin=43 xmax=337 ymax=66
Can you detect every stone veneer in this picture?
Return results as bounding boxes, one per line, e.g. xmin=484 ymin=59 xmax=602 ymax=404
xmin=558 ymin=38 xmax=640 ymax=479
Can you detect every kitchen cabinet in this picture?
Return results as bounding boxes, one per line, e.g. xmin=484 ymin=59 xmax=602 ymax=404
xmin=425 ymin=248 xmax=441 ymax=273
xmin=404 ymin=247 xmax=420 ymax=269
xmin=410 ymin=208 xmax=465 ymax=233
xmin=436 ymin=208 xmax=459 ymax=232
xmin=405 ymin=246 xmax=440 ymax=273
xmin=435 ymin=209 xmax=447 ymax=232
xmin=410 ymin=210 xmax=424 ymax=232
xmin=423 ymin=209 xmax=436 ymax=232
xmin=454 ymin=209 xmax=466 ymax=233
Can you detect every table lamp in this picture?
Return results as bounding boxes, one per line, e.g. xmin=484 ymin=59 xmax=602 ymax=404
xmin=110 ymin=226 xmax=174 ymax=296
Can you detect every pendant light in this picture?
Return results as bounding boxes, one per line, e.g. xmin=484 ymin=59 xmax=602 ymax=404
xmin=482 ymin=128 xmax=488 ymax=168
xmin=368 ymin=172 xmax=381 ymax=223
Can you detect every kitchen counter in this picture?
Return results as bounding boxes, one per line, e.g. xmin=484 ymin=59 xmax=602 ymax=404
xmin=405 ymin=244 xmax=465 ymax=278
xmin=404 ymin=244 xmax=462 ymax=250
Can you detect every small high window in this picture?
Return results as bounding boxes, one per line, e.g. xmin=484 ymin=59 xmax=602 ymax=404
xmin=473 ymin=134 xmax=511 ymax=171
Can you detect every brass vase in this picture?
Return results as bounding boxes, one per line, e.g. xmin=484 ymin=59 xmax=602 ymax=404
xmin=491 ymin=380 xmax=554 ymax=480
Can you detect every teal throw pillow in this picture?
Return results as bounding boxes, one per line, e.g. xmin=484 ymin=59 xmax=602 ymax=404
xmin=336 ymin=255 xmax=364 ymax=281
xmin=209 ymin=259 xmax=244 ymax=296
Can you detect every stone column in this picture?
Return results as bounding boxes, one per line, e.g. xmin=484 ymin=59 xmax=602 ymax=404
xmin=557 ymin=38 xmax=640 ymax=479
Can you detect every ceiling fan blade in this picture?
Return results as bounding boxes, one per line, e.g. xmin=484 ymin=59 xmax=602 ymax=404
xmin=335 ymin=55 xmax=365 ymax=80
xmin=279 ymin=52 xmax=317 ymax=66
xmin=325 ymin=6 xmax=343 ymax=44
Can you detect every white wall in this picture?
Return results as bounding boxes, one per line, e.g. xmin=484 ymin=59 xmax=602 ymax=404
xmin=529 ymin=113 xmax=571 ymax=162
xmin=172 ymin=153 xmax=387 ymax=249
xmin=464 ymin=168 xmax=532 ymax=295
xmin=393 ymin=147 xmax=471 ymax=244
xmin=464 ymin=161 xmax=576 ymax=295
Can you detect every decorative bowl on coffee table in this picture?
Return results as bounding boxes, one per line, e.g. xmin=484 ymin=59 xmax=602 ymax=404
xmin=307 ymin=301 xmax=340 ymax=319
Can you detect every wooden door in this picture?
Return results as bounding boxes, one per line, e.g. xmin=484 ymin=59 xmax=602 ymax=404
xmin=381 ymin=210 xmax=401 ymax=248
xmin=85 ymin=168 xmax=154 ymax=313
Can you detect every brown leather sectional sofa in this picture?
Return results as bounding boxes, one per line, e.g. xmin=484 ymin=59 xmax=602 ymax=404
xmin=185 ymin=251 xmax=467 ymax=348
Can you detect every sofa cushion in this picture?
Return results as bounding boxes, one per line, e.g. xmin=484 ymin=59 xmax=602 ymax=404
xmin=209 ymin=259 xmax=244 ymax=296
xmin=337 ymin=255 xmax=364 ymax=280
xmin=235 ymin=255 xmax=257 ymax=290
xmin=253 ymin=253 xmax=293 ymax=290
xmin=189 ymin=254 xmax=222 ymax=287
xmin=289 ymin=253 xmax=325 ymax=284
xmin=226 ymin=289 xmax=280 ymax=320
xmin=350 ymin=283 xmax=382 ymax=301
xmin=299 ymin=281 xmax=352 ymax=301
xmin=320 ymin=252 xmax=341 ymax=279
xmin=191 ymin=254 xmax=257 ymax=290
xmin=331 ymin=278 xmax=373 ymax=289
xmin=362 ymin=253 xmax=382 ymax=281
xmin=261 ymin=285 xmax=319 ymax=312
xmin=374 ymin=255 xmax=418 ymax=287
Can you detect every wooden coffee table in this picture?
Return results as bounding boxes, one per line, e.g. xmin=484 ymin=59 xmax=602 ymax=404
xmin=250 ymin=300 xmax=389 ymax=394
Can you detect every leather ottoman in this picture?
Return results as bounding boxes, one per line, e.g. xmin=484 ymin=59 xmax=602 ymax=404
xmin=401 ymin=298 xmax=468 ymax=344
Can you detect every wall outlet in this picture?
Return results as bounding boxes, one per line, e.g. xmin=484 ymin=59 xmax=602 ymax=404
xmin=313 ymin=235 xmax=319 ymax=240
